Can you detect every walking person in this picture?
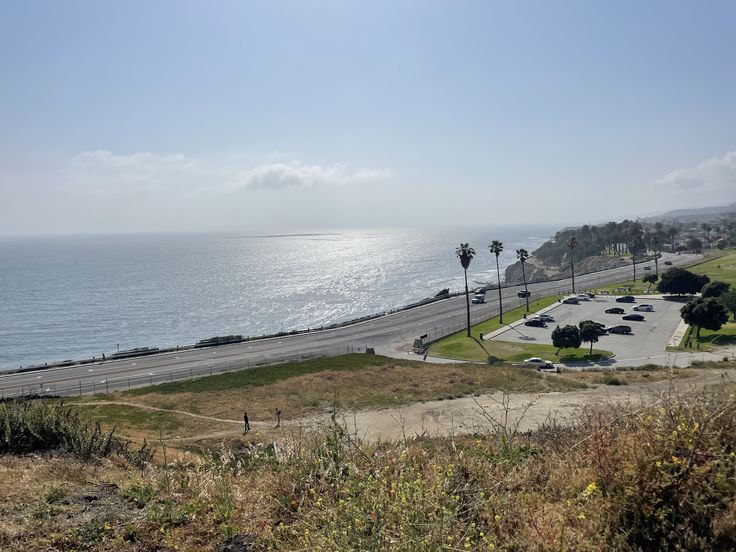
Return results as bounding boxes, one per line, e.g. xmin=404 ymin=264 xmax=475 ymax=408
xmin=243 ymin=411 xmax=250 ymax=434
xmin=275 ymin=408 xmax=282 ymax=428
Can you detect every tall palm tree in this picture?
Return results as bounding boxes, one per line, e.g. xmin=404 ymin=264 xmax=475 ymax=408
xmin=516 ymin=248 xmax=530 ymax=312
xmin=455 ymin=243 xmax=476 ymax=337
xmin=628 ymin=237 xmax=643 ymax=283
xmin=567 ymin=237 xmax=577 ymax=293
xmin=652 ymin=235 xmax=661 ymax=276
xmin=489 ymin=240 xmax=504 ymax=323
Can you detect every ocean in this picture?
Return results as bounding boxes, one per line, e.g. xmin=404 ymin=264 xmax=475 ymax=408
xmin=0 ymin=225 xmax=556 ymax=369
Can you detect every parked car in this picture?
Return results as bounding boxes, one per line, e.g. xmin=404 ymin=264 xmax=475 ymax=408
xmin=605 ymin=307 xmax=625 ymax=314
xmin=616 ymin=295 xmax=636 ymax=303
xmin=562 ymin=297 xmax=579 ymax=305
xmin=524 ymin=319 xmax=547 ymax=327
xmin=664 ymin=260 xmax=673 ymax=265
xmin=623 ymin=313 xmax=645 ymax=321
xmin=517 ymin=290 xmax=531 ymax=298
xmin=606 ymin=325 xmax=632 ymax=334
xmin=537 ymin=313 xmax=555 ymax=322
xmin=633 ymin=304 xmax=654 ymax=312
xmin=523 ymin=357 xmax=553 ymax=368
xmin=575 ymin=294 xmax=591 ymax=301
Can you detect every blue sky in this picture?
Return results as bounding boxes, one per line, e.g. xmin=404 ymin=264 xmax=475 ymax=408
xmin=1 ymin=0 xmax=735 ymax=234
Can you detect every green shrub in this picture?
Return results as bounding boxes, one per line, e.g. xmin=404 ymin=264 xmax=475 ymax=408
xmin=0 ymin=400 xmax=119 ymax=459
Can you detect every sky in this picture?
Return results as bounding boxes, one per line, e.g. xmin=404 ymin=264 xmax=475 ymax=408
xmin=1 ymin=0 xmax=735 ymax=235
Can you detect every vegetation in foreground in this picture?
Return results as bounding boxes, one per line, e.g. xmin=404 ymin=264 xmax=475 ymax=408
xmin=2 ymin=372 xmax=736 ymax=551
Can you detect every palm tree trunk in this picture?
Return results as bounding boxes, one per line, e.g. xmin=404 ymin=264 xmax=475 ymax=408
xmin=521 ymin=262 xmax=529 ymax=312
xmin=589 ymin=341 xmax=593 ymax=354
xmin=632 ymin=257 xmax=636 ymax=283
xmin=570 ymin=255 xmax=575 ymax=294
xmin=495 ymin=256 xmax=504 ymax=324
xmin=464 ymin=269 xmax=471 ymax=337
xmin=654 ymin=254 xmax=659 ymax=277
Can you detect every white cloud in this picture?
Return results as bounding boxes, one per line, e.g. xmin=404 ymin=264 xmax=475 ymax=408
xmin=658 ymin=150 xmax=736 ymax=195
xmin=60 ymin=151 xmax=392 ymax=197
xmin=226 ymin=161 xmax=393 ymax=191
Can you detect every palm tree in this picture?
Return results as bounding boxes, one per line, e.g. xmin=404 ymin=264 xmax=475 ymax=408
xmin=628 ymin=237 xmax=643 ymax=283
xmin=516 ymin=248 xmax=530 ymax=312
xmin=455 ymin=243 xmax=476 ymax=337
xmin=567 ymin=237 xmax=577 ymax=293
xmin=489 ymin=240 xmax=504 ymax=323
xmin=652 ymin=235 xmax=661 ymax=276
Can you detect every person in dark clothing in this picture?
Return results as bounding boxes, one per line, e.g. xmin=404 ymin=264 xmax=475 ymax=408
xmin=243 ymin=411 xmax=250 ymax=434
xmin=275 ymin=408 xmax=282 ymax=428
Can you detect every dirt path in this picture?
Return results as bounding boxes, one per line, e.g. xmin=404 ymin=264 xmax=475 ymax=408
xmin=73 ymin=369 xmax=735 ymax=443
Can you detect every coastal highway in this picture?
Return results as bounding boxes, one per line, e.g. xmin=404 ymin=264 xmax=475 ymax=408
xmin=0 ymin=253 xmax=700 ymax=396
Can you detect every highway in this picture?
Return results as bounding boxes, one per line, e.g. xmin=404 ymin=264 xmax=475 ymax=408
xmin=0 ymin=252 xmax=700 ymax=397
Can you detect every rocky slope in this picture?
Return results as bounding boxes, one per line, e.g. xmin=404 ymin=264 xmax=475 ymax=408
xmin=504 ymin=255 xmax=630 ymax=284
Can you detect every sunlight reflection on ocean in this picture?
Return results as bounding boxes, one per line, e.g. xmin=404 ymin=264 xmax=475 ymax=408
xmin=0 ymin=226 xmax=555 ymax=368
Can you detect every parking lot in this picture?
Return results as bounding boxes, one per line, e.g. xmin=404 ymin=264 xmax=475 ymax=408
xmin=490 ymin=295 xmax=686 ymax=366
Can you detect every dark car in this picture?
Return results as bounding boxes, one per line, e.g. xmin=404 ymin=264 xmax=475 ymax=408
xmin=664 ymin=260 xmax=673 ymax=265
xmin=622 ymin=313 xmax=645 ymax=321
xmin=524 ymin=319 xmax=547 ymax=328
xmin=605 ymin=307 xmax=625 ymax=314
xmin=517 ymin=290 xmax=531 ymax=298
xmin=606 ymin=325 xmax=632 ymax=334
xmin=616 ymin=295 xmax=636 ymax=303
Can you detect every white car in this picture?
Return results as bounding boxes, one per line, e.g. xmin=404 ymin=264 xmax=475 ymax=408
xmin=575 ymin=294 xmax=591 ymax=301
xmin=524 ymin=357 xmax=554 ymax=369
xmin=633 ymin=303 xmax=654 ymax=312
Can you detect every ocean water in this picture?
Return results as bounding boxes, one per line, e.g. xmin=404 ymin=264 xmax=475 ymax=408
xmin=0 ymin=225 xmax=556 ymax=369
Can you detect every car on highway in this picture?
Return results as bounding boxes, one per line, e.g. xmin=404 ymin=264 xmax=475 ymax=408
xmin=524 ymin=319 xmax=547 ymax=327
xmin=633 ymin=304 xmax=654 ymax=312
xmin=471 ymin=292 xmax=486 ymax=304
xmin=605 ymin=307 xmax=625 ymax=314
xmin=562 ymin=297 xmax=579 ymax=304
xmin=616 ymin=295 xmax=636 ymax=303
xmin=523 ymin=357 xmax=554 ymax=368
xmin=622 ymin=313 xmax=645 ymax=321
xmin=605 ymin=325 xmax=632 ymax=334
xmin=517 ymin=290 xmax=531 ymax=298
xmin=664 ymin=260 xmax=673 ymax=265
xmin=644 ymin=266 xmax=651 ymax=271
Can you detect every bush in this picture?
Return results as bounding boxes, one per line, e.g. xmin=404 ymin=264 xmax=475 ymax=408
xmin=0 ymin=400 xmax=119 ymax=459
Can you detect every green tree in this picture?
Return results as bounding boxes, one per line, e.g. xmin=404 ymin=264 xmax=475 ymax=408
xmin=456 ymin=243 xmax=476 ymax=337
xmin=643 ymin=272 xmax=659 ymax=290
xmin=686 ymin=237 xmax=703 ymax=253
xmin=716 ymin=237 xmax=729 ymax=250
xmin=680 ymin=298 xmax=728 ymax=339
xmin=551 ymin=324 xmax=582 ymax=355
xmin=701 ymin=281 xmax=731 ymax=298
xmin=721 ymin=290 xmax=736 ymax=321
xmin=567 ymin=237 xmax=577 ymax=294
xmin=657 ymin=267 xmax=710 ymax=295
xmin=516 ymin=248 xmax=530 ymax=312
xmin=489 ymin=240 xmax=504 ymax=324
xmin=579 ymin=320 xmax=605 ymax=354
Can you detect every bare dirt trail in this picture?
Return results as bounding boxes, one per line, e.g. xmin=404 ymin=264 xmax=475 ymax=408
xmin=72 ymin=369 xmax=735 ymax=444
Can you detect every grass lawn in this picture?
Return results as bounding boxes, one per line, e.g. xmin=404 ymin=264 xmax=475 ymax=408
xmin=688 ymin=249 xmax=736 ymax=287
xmin=677 ymin=320 xmax=736 ymax=351
xmin=430 ymin=335 xmax=611 ymax=363
xmin=70 ymin=403 xmax=184 ymax=432
xmin=471 ymin=295 xmax=562 ymax=335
